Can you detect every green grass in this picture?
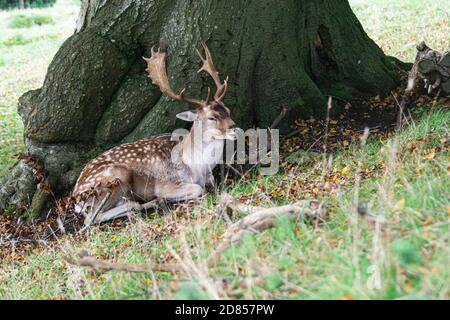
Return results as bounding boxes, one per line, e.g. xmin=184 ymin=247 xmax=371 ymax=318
xmin=3 ymin=33 xmax=59 ymax=47
xmin=0 ymin=108 xmax=448 ymax=299
xmin=3 ymin=34 xmax=32 ymax=46
xmin=0 ymin=0 xmax=80 ymax=175
xmin=9 ymin=14 xmax=54 ymax=28
xmin=350 ymin=0 xmax=449 ymax=62
xmin=0 ymin=0 xmax=449 ymax=300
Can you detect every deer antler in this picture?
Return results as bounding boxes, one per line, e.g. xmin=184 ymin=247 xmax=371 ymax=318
xmin=143 ymin=47 xmax=206 ymax=108
xmin=195 ymin=42 xmax=229 ymax=102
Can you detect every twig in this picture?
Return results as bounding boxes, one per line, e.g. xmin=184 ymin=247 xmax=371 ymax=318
xmin=0 ymin=237 xmax=48 ymax=246
xmin=270 ymin=106 xmax=289 ymax=129
xmin=327 ymin=95 xmax=353 ymax=108
xmin=218 ymin=193 xmax=262 ymax=215
xmin=225 ymin=163 xmax=245 ymax=178
xmin=281 ymin=128 xmax=303 ymax=140
xmin=392 ymin=94 xmax=410 ymax=130
xmin=323 ymin=97 xmax=333 ymax=153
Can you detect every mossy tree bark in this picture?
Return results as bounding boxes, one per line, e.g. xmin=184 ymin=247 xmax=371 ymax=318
xmin=0 ymin=0 xmax=399 ymax=215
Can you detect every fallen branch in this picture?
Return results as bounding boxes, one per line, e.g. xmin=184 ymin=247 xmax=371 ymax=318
xmin=208 ymin=195 xmax=324 ymax=266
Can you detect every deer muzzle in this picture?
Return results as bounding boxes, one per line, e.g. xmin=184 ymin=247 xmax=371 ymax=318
xmin=226 ymin=127 xmax=238 ymax=140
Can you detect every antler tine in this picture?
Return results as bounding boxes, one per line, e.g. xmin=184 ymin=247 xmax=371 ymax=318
xmin=205 ymin=86 xmax=212 ymax=104
xmin=216 ymin=76 xmax=228 ymax=101
xmin=195 ymin=41 xmax=229 ymax=102
xmin=144 ymin=47 xmax=205 ymax=108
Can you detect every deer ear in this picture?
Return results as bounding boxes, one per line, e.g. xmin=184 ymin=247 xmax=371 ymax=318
xmin=176 ymin=110 xmax=198 ymax=122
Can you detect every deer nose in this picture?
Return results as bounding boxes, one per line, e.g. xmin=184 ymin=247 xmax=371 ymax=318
xmin=226 ymin=124 xmax=239 ymax=141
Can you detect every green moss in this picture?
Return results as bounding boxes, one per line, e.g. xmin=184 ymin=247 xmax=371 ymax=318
xmin=27 ymin=189 xmax=49 ymax=220
xmin=2 ymin=204 xmax=18 ymax=215
xmin=78 ymin=146 xmax=108 ymax=165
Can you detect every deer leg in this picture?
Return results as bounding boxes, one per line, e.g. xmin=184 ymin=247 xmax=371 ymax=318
xmin=156 ymin=182 xmax=203 ymax=202
xmin=90 ymin=182 xmax=202 ymax=223
xmin=94 ymin=199 xmax=159 ymax=223
xmin=77 ymin=166 xmax=135 ymax=223
xmin=83 ymin=193 xmax=133 ymax=224
xmin=81 ymin=191 xmax=112 ymax=230
xmin=157 ymin=198 xmax=171 ymax=215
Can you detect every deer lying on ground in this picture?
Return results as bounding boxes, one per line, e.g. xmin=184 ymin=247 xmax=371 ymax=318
xmin=72 ymin=42 xmax=237 ymax=224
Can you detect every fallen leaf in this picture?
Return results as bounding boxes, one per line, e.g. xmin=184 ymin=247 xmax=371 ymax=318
xmin=423 ymin=151 xmax=435 ymax=160
xmin=404 ymin=281 xmax=413 ymax=293
xmin=341 ymin=166 xmax=350 ymax=175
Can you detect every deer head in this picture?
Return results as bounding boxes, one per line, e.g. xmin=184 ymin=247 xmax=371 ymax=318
xmin=143 ymin=42 xmax=237 ymax=143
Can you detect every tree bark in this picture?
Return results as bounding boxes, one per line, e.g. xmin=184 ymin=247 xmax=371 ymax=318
xmin=0 ymin=0 xmax=399 ymax=215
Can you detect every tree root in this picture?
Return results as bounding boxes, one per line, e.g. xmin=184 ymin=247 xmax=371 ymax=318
xmin=66 ymin=194 xmax=325 ymax=274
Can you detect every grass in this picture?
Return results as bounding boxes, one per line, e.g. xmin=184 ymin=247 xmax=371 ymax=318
xmin=0 ymin=108 xmax=448 ymax=299
xmin=0 ymin=0 xmax=80 ymax=175
xmin=350 ymin=0 xmax=449 ymax=62
xmin=0 ymin=0 xmax=449 ymax=300
xmin=9 ymin=14 xmax=54 ymax=28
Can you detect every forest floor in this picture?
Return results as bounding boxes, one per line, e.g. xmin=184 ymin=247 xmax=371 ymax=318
xmin=0 ymin=0 xmax=449 ymax=299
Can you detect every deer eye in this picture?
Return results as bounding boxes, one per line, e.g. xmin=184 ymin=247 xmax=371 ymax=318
xmin=208 ymin=117 xmax=216 ymax=122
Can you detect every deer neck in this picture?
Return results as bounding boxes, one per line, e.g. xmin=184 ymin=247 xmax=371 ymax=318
xmin=177 ymin=123 xmax=224 ymax=181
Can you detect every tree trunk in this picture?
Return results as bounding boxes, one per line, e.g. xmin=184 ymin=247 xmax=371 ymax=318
xmin=0 ymin=0 xmax=399 ymax=215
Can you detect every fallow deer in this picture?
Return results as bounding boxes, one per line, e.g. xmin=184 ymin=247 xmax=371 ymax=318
xmin=72 ymin=42 xmax=237 ymax=223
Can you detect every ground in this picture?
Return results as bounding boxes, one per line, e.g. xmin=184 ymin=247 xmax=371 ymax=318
xmin=0 ymin=0 xmax=449 ymax=299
